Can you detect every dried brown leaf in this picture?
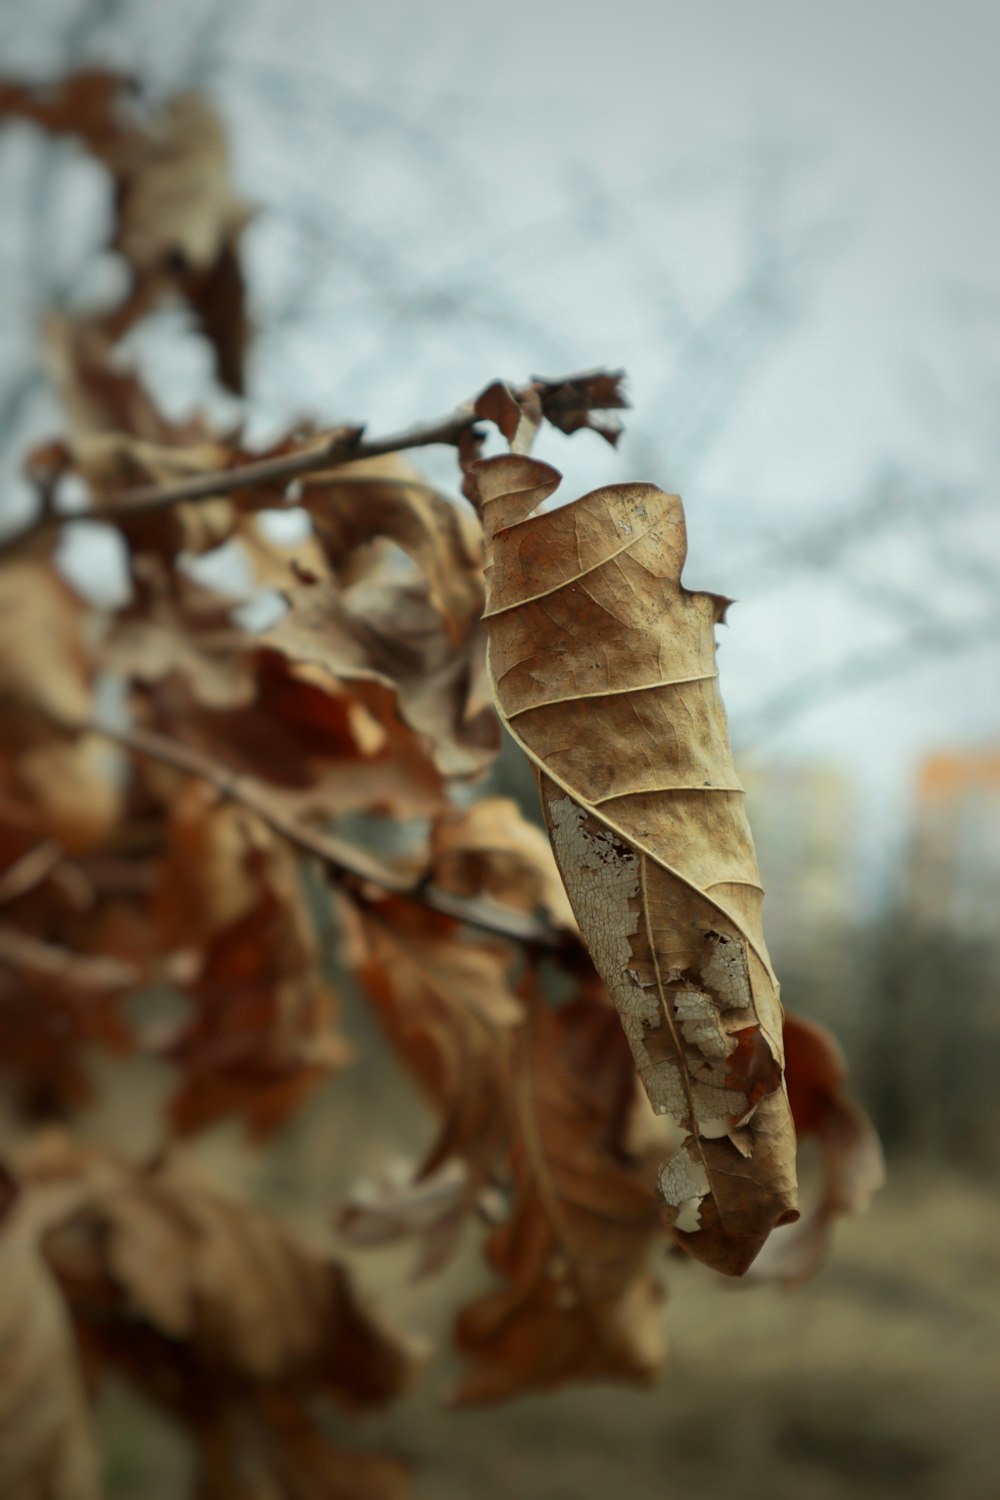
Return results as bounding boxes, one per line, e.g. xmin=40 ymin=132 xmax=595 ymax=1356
xmin=193 ymin=1394 xmax=410 ymax=1500
xmin=472 ymin=381 xmax=542 ymax=455
xmin=335 ymin=1157 xmax=474 ymax=1280
xmin=101 ymin=575 xmax=256 ymax=712
xmin=453 ymin=984 xmax=666 ymax=1404
xmin=42 ymin=316 xmax=243 ymax=561
xmin=156 ymin=781 xmax=354 ymax=1137
xmin=9 ymin=1132 xmax=413 ymax=1497
xmin=0 ymin=68 xmax=135 ymax=161
xmin=477 ymin=455 xmax=798 ymax=1275
xmin=429 ymin=797 xmax=576 ymax=931
xmin=112 ymin=92 xmax=248 ymax=284
xmin=0 ymin=557 xmax=93 ymax=747
xmin=0 ymin=926 xmax=135 ymax=1114
xmin=2 ymin=74 xmax=251 ymax=391
xmin=746 ymin=1012 xmax=885 ymax=1286
xmin=0 ymin=1226 xmax=103 ymax=1500
xmin=532 ymin=369 xmax=628 ymax=446
xmin=0 ymin=556 xmax=125 ymax=850
xmin=341 ymin=894 xmax=523 ymax=1192
xmin=43 ymin=316 xmax=184 ymax=443
xmin=302 ymin=453 xmax=485 ymax=645
xmin=259 ymin=456 xmax=498 ymax=780
xmin=144 ymin=646 xmax=450 ymax=819
xmin=266 ymin=566 xmax=497 ymax=784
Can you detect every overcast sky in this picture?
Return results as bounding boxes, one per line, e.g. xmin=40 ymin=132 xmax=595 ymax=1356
xmin=2 ymin=0 xmax=998 ymax=889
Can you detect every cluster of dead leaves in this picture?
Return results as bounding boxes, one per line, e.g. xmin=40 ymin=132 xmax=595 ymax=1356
xmin=0 ymin=1132 xmax=413 ymax=1500
xmin=0 ymin=68 xmax=881 ymax=1500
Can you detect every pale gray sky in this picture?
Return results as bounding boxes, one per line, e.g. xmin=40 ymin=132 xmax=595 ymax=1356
xmin=1 ymin=0 xmax=998 ymax=888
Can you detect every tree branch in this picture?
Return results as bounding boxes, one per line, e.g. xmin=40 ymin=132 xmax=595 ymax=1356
xmin=0 ymin=367 xmax=624 ymax=557
xmin=85 ymin=718 xmax=563 ymax=950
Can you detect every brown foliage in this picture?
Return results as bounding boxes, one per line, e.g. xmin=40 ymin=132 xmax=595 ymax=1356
xmin=7 ymin=1132 xmax=412 ymax=1498
xmin=453 ymin=982 xmax=666 ymax=1403
xmin=0 ymin=1218 xmax=102 ymax=1500
xmin=0 ymin=64 xmax=881 ymax=1497
xmin=476 ymin=455 xmax=798 ymax=1274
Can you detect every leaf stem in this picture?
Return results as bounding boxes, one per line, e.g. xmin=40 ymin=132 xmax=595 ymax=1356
xmin=0 ymin=367 xmax=621 ymax=557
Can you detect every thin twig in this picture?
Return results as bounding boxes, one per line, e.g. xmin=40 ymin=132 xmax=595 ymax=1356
xmin=0 ymin=366 xmax=624 ymax=557
xmin=85 ymin=718 xmax=562 ymax=950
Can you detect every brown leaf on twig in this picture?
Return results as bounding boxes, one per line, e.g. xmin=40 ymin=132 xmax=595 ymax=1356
xmin=0 ymin=556 xmax=122 ymax=852
xmin=473 ymin=381 xmax=542 ymax=455
xmin=0 ymin=1222 xmax=103 ymax=1500
xmin=144 ymin=646 xmax=450 ymax=819
xmin=101 ymin=574 xmax=256 ymax=712
xmin=453 ymin=982 xmax=666 ymax=1403
xmin=266 ymin=571 xmax=496 ymax=786
xmin=0 ymin=557 xmax=93 ymax=748
xmin=264 ymin=458 xmax=498 ymax=781
xmin=41 ymin=317 xmax=241 ymax=561
xmin=0 ymin=926 xmax=136 ymax=1115
xmin=335 ymin=1157 xmax=476 ymax=1280
xmin=155 ymin=781 xmax=354 ymax=1137
xmin=477 ymin=455 xmax=798 ymax=1275
xmin=341 ymin=894 xmax=523 ymax=1195
xmin=0 ymin=68 xmax=135 ymax=160
xmin=2 ymin=74 xmax=251 ymax=391
xmin=113 ymin=92 xmax=251 ymax=392
xmin=532 ymin=369 xmax=628 ymax=447
xmin=8 ymin=1132 xmax=413 ymax=1498
xmin=3 ymin=738 xmax=121 ymax=858
xmin=302 ymin=454 xmax=484 ymax=644
xmin=429 ymin=797 xmax=576 ymax=931
xmin=42 ymin=317 xmax=187 ymax=444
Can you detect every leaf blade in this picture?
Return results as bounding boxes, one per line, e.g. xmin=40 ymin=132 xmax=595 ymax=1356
xmin=477 ymin=454 xmax=799 ymax=1275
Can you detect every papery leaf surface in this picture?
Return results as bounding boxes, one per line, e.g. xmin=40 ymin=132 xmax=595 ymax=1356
xmin=476 ymin=455 xmax=799 ymax=1275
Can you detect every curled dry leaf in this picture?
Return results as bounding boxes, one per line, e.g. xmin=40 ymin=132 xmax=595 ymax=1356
xmin=340 ymin=894 xmax=523 ymax=1196
xmin=144 ymin=646 xmax=449 ymax=819
xmin=42 ymin=316 xmax=184 ymax=444
xmin=112 ymin=90 xmax=251 ymax=394
xmin=113 ymin=88 xmax=242 ymax=268
xmin=5 ymin=737 xmax=121 ymax=858
xmin=532 ymin=368 xmax=629 ymax=447
xmin=101 ymin=573 xmax=257 ymax=712
xmin=0 ymin=68 xmax=135 ymax=159
xmin=265 ymin=568 xmax=496 ymax=785
xmin=199 ymin=1394 xmax=409 ymax=1500
xmin=467 ymin=369 xmax=628 ymax=454
xmin=2 ymin=73 xmax=250 ymax=392
xmin=264 ymin=452 xmax=499 ymax=781
xmin=0 ymin=556 xmax=93 ymax=748
xmin=429 ymin=796 xmax=576 ymax=931
xmin=746 ymin=1012 xmax=885 ymax=1287
xmin=0 ymin=556 xmax=121 ymax=852
xmin=10 ymin=1131 xmax=413 ymax=1499
xmin=155 ymin=781 xmax=355 ymax=1137
xmin=472 ymin=381 xmax=542 ymax=455
xmin=0 ymin=1219 xmax=102 ymax=1500
xmin=42 ymin=317 xmax=240 ymax=561
xmin=335 ymin=1157 xmax=475 ymax=1281
xmin=0 ymin=925 xmax=135 ymax=1115
xmin=302 ymin=453 xmax=485 ymax=645
xmin=476 ymin=455 xmax=799 ymax=1275
xmin=453 ymin=983 xmax=666 ymax=1404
